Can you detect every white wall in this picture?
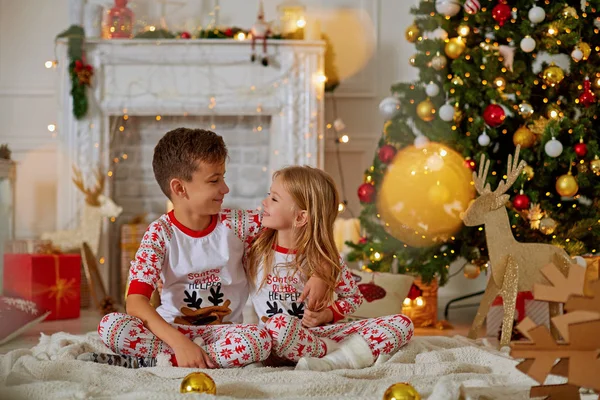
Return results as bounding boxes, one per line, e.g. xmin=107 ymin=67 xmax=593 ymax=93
xmin=0 ymin=0 xmax=485 ymax=314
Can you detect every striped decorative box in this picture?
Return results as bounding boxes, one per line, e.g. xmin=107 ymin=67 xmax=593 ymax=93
xmin=486 ymin=291 xmax=549 ymax=337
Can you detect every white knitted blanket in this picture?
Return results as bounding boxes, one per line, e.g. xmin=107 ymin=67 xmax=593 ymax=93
xmin=0 ymin=332 xmax=592 ymax=400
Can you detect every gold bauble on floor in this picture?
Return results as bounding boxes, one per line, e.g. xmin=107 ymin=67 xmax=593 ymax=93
xmin=180 ymin=372 xmax=217 ymax=395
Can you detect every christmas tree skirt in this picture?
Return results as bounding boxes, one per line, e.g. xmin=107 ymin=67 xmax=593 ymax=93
xmin=1 ymin=332 xmax=594 ymax=399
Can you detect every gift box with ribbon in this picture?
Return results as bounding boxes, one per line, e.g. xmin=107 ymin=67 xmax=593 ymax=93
xmin=3 ymin=253 xmax=81 ymax=320
xmin=486 ymin=291 xmax=549 ymax=337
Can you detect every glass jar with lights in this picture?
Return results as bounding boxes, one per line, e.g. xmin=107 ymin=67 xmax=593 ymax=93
xmin=0 ymin=152 xmax=16 ymax=293
xmin=277 ymin=1 xmax=306 ymax=38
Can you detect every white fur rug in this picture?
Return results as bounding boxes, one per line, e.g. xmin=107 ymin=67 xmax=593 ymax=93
xmin=0 ymin=332 xmax=592 ymax=400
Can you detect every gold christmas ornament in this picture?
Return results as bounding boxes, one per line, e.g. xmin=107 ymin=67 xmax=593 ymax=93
xmin=383 ymin=383 xmax=422 ymax=400
xmin=494 ymin=76 xmax=507 ymax=91
xmin=543 ymin=64 xmax=565 ymax=87
xmin=180 ymin=372 xmax=217 ymax=395
xmin=590 ymin=156 xmax=600 ymax=175
xmin=512 ymin=126 xmax=536 ymax=149
xmin=518 ymin=102 xmax=534 ymax=118
xmin=451 ymin=75 xmax=464 ymax=86
xmin=522 ymin=165 xmax=535 ymax=180
xmin=431 ymin=53 xmax=447 ymax=71
xmin=555 ymin=172 xmax=579 ymax=197
xmin=416 ymin=98 xmax=436 ymax=122
xmin=539 ymin=217 xmax=557 ymax=235
xmin=577 ymin=42 xmax=592 ymax=60
xmin=463 ymin=263 xmax=482 ymax=279
xmin=377 ymin=142 xmax=475 ymax=247
xmin=405 ymin=24 xmax=420 ymax=43
xmin=445 ymin=37 xmax=466 ymax=59
xmin=562 ymin=6 xmax=578 ymax=18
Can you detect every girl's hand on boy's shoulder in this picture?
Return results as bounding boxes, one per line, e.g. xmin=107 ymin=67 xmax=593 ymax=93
xmin=299 ymin=276 xmax=329 ymax=312
xmin=301 ymin=308 xmax=333 ymax=328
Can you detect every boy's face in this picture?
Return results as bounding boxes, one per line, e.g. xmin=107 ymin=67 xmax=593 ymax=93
xmin=261 ymin=175 xmax=297 ymax=231
xmin=175 ymin=161 xmax=229 ymax=215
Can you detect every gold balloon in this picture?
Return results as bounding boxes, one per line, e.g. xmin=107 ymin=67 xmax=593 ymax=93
xmin=383 ymin=383 xmax=421 ymax=400
xmin=555 ymin=172 xmax=579 ymax=197
xmin=522 ymin=165 xmax=535 ymax=180
xmin=405 ymin=24 xmax=420 ymax=43
xmin=463 ymin=263 xmax=481 ymax=279
xmin=377 ymin=142 xmax=475 ymax=247
xmin=431 ymin=53 xmax=447 ymax=71
xmin=543 ymin=64 xmax=565 ymax=87
xmin=416 ymin=98 xmax=436 ymax=122
xmin=445 ymin=37 xmax=466 ymax=59
xmin=590 ymin=156 xmax=600 ymax=175
xmin=180 ymin=372 xmax=217 ymax=395
xmin=512 ymin=126 xmax=536 ymax=149
xmin=577 ymin=42 xmax=592 ymax=60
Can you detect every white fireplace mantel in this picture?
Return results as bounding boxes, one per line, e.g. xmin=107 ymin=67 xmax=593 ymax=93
xmin=55 ymin=38 xmax=325 ymax=293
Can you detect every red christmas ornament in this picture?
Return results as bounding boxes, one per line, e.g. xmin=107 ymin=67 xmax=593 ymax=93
xmin=483 ymin=104 xmax=506 ymax=127
xmin=358 ymin=237 xmax=368 ymax=244
xmin=224 ymin=28 xmax=234 ymax=37
xmin=358 ymin=183 xmax=376 ymax=203
xmin=579 ymin=78 xmax=596 ymax=107
xmin=464 ymin=159 xmax=476 ymax=170
xmin=378 ymin=145 xmax=397 ymax=164
xmin=180 ymin=31 xmax=191 ymax=39
xmin=574 ymin=141 xmax=588 ymax=157
xmin=492 ymin=0 xmax=512 ymax=26
xmin=406 ymin=284 xmax=423 ymax=301
xmin=513 ymin=193 xmax=530 ymax=210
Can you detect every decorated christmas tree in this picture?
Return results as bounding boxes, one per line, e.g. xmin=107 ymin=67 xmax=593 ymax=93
xmin=347 ymin=0 xmax=600 ymax=285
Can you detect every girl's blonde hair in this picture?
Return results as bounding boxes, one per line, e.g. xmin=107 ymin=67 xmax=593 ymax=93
xmin=246 ymin=166 xmax=342 ymax=308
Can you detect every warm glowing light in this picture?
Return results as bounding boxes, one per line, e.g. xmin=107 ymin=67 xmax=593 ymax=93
xmin=47 ymin=124 xmax=56 ymax=132
xmin=296 ymin=19 xmax=307 ymax=28
xmin=340 ymin=135 xmax=349 ymax=143
xmin=236 ymin=32 xmax=246 ymax=40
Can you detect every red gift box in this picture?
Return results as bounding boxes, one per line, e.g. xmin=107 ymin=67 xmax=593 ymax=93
xmin=3 ymin=254 xmax=81 ymax=320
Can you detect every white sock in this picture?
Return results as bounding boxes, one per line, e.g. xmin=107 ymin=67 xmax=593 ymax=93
xmin=320 ymin=337 xmax=342 ymax=354
xmin=295 ymin=335 xmax=374 ymax=371
xmin=193 ymin=337 xmax=205 ymax=347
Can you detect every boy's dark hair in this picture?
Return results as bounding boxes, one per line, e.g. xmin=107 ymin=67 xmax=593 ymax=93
xmin=153 ymin=128 xmax=227 ymax=199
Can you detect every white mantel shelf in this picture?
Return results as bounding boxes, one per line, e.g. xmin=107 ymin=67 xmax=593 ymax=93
xmin=55 ymin=37 xmax=326 ymax=296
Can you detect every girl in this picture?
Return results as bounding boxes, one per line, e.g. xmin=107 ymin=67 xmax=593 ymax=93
xmin=246 ymin=166 xmax=414 ymax=371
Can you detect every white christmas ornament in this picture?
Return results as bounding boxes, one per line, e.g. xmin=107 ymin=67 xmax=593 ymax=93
xmin=544 ymin=137 xmax=563 ymax=158
xmin=439 ymin=103 xmax=455 ymax=122
xmin=414 ymin=134 xmax=430 ymax=148
xmin=426 ymin=82 xmax=440 ymax=97
xmin=520 ymin=36 xmax=536 ymax=53
xmin=571 ymin=48 xmax=583 ymax=62
xmin=464 ymin=0 xmax=481 ymax=15
xmin=528 ymin=6 xmax=546 ymax=24
xmin=435 ymin=0 xmax=461 ymax=17
xmin=426 ymin=28 xmax=448 ymax=40
xmin=379 ymin=97 xmax=400 ymax=119
xmin=478 ymin=131 xmax=491 ymax=146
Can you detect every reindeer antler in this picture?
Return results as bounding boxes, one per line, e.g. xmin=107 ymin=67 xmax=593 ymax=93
xmin=494 ymin=145 xmax=526 ymax=196
xmin=473 ymin=154 xmax=492 ymax=195
xmin=71 ymin=165 xmax=104 ymax=206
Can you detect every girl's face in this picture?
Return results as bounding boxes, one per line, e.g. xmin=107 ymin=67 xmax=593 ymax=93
xmin=261 ymin=175 xmax=298 ymax=231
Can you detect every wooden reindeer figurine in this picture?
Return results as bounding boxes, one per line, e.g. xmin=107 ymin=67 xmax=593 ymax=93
xmin=462 ymin=146 xmax=571 ymax=346
xmin=42 ymin=166 xmax=122 ymax=255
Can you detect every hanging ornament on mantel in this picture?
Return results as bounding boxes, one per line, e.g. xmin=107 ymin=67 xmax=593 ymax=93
xmin=544 ymin=137 xmax=563 ymax=158
xmin=435 ymin=0 xmax=461 ymax=17
xmin=464 ymin=0 xmax=481 ymax=15
xmin=579 ymin=77 xmax=596 ymax=108
xmin=528 ymin=6 xmax=546 ymax=24
xmin=492 ymin=0 xmax=512 ymax=27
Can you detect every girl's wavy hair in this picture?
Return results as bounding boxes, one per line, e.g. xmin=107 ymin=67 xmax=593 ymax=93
xmin=246 ymin=166 xmax=342 ymax=309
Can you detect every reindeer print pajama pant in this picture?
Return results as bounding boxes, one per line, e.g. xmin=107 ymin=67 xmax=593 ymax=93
xmin=98 ymin=313 xmax=272 ymax=368
xmin=264 ymin=313 xmax=414 ymax=362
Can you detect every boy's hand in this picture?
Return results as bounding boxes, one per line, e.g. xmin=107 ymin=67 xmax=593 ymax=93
xmin=172 ymin=337 xmax=216 ymax=369
xmin=301 ymin=308 xmax=333 ymax=328
xmin=299 ymin=276 xmax=329 ymax=311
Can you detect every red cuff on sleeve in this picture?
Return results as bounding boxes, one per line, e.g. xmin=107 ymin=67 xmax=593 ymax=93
xmin=328 ymin=304 xmax=345 ymax=323
xmin=127 ymin=280 xmax=154 ymax=299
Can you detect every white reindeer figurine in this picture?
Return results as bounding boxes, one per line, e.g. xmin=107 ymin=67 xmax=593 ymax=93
xmin=42 ymin=167 xmax=122 ymax=255
xmin=462 ymin=146 xmax=571 ymax=346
